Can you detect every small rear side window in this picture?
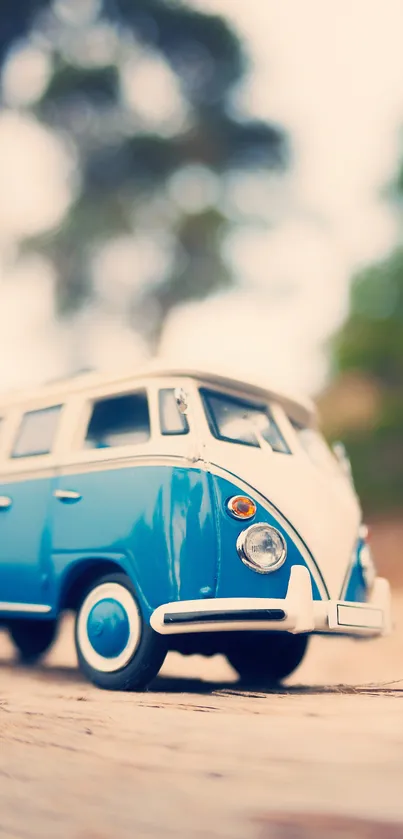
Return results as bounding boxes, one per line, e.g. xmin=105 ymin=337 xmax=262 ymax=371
xmin=85 ymin=391 xmax=150 ymax=449
xmin=159 ymin=389 xmax=189 ymax=435
xmin=12 ymin=405 xmax=62 ymax=458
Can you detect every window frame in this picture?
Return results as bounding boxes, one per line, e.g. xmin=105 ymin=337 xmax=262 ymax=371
xmin=199 ymin=387 xmax=291 ymax=454
xmin=0 ymin=413 xmax=10 ymax=467
xmin=10 ymin=404 xmax=63 ymax=460
xmin=82 ymin=388 xmax=152 ymax=452
xmin=57 ymin=382 xmax=155 ymax=465
xmin=158 ymin=388 xmax=190 ymax=437
xmin=201 ymin=388 xmax=259 ymax=449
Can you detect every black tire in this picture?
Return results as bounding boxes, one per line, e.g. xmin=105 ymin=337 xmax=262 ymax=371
xmin=225 ymin=631 xmax=309 ymax=686
xmin=9 ymin=619 xmax=58 ymax=664
xmin=75 ymin=572 xmax=167 ymax=691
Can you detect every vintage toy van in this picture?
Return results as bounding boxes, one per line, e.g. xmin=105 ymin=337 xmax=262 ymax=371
xmin=0 ymin=366 xmax=391 ymax=690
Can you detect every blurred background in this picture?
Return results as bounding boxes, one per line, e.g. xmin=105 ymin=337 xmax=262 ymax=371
xmin=0 ymin=0 xmax=402 ymax=580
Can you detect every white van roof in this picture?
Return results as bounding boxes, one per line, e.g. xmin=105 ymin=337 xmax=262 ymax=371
xmin=148 ymin=364 xmax=316 ymax=426
xmin=0 ymin=363 xmax=316 ymax=426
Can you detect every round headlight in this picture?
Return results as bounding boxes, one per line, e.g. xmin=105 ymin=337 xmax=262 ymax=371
xmin=359 ymin=542 xmax=376 ymax=589
xmin=237 ymin=523 xmax=287 ymax=574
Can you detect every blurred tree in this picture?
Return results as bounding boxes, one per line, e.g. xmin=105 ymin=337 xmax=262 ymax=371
xmin=1 ymin=0 xmax=287 ymax=347
xmin=0 ymin=1 xmax=47 ymax=63
xmin=326 ymin=195 xmax=403 ymax=513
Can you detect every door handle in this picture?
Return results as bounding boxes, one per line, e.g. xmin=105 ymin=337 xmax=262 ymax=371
xmin=0 ymin=496 xmax=12 ymax=510
xmin=54 ymin=489 xmax=82 ymax=502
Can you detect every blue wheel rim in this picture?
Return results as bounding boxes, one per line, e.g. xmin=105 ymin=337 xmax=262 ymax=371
xmin=87 ymin=597 xmax=131 ymax=659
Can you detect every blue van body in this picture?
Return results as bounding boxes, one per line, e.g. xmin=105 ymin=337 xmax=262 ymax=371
xmin=0 ymin=465 xmax=328 ymax=615
xmin=0 ymin=368 xmax=391 ymax=690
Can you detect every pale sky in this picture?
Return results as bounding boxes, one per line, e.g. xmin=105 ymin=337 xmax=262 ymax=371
xmin=1 ymin=0 xmax=403 ymax=395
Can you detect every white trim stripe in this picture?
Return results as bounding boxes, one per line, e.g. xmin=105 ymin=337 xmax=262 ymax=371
xmin=0 ymin=602 xmax=51 ymax=613
xmin=0 ymin=452 xmax=185 ymax=484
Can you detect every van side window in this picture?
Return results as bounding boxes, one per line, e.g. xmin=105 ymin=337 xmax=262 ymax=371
xmin=12 ymin=406 xmax=62 ymax=458
xmin=159 ymin=389 xmax=189 ymax=435
xmin=200 ymin=389 xmax=290 ymax=453
xmin=85 ymin=391 xmax=150 ymax=449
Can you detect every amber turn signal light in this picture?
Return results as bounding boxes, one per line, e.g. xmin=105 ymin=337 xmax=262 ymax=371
xmin=227 ymin=495 xmax=257 ymax=520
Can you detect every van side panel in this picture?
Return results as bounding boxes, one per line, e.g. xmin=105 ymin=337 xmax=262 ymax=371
xmin=0 ymin=476 xmax=52 ymax=607
xmin=51 ymin=463 xmax=217 ymax=618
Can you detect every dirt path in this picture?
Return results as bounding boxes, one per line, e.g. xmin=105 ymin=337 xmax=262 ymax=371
xmin=1 ymin=596 xmax=403 ymax=839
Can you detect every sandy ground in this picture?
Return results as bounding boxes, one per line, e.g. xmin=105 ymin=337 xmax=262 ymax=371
xmin=0 ymin=594 xmax=403 ymax=839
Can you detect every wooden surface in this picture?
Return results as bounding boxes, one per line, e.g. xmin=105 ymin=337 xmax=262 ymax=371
xmin=0 ymin=595 xmax=403 ymax=839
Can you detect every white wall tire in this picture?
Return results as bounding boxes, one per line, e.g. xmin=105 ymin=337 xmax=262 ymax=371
xmin=75 ymin=573 xmax=166 ymax=691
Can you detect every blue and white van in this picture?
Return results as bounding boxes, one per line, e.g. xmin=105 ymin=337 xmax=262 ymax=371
xmin=0 ymin=366 xmax=391 ymax=690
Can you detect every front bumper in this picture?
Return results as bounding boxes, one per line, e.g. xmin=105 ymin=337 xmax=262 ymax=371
xmin=150 ymin=566 xmax=392 ymax=638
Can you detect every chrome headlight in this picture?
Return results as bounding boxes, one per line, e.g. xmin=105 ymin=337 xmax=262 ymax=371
xmin=237 ymin=523 xmax=287 ymax=574
xmin=359 ymin=542 xmax=376 ymax=589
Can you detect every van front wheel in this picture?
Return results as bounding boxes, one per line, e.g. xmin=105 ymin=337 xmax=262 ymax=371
xmin=9 ymin=619 xmax=58 ymax=664
xmin=75 ymin=573 xmax=166 ymax=691
xmin=225 ymin=632 xmax=309 ymax=686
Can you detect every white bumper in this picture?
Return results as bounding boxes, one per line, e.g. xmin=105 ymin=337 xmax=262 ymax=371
xmin=150 ymin=566 xmax=392 ymax=638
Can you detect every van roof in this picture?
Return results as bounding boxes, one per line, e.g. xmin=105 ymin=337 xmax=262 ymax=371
xmin=0 ymin=363 xmax=316 ymax=426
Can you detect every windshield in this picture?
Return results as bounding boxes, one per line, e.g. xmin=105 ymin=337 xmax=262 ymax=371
xmin=200 ymin=389 xmax=291 ymax=453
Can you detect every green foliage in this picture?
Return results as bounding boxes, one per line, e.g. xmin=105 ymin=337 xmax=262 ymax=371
xmin=336 ymin=250 xmax=403 ymax=382
xmin=42 ymin=62 xmax=120 ymax=104
xmin=333 ymin=240 xmax=403 ymax=512
xmin=0 ymin=0 xmax=47 ymax=64
xmin=104 ymin=0 xmax=246 ymax=102
xmin=336 ymin=429 xmax=403 ymax=514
